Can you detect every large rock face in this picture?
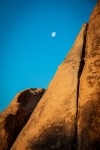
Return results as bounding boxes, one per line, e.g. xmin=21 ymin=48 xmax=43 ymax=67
xmin=0 ymin=88 xmax=45 ymax=150
xmin=77 ymin=1 xmax=100 ymax=150
xmin=11 ymin=24 xmax=87 ymax=150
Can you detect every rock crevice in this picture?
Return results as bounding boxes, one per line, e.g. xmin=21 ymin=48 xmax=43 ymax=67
xmin=76 ymin=23 xmax=88 ymax=149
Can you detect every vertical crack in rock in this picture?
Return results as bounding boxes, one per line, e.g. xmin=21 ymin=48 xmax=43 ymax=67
xmin=76 ymin=24 xmax=88 ymax=149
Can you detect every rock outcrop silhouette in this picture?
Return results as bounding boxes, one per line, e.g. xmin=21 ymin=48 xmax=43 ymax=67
xmin=0 ymin=1 xmax=100 ymax=150
xmin=0 ymin=88 xmax=45 ymax=150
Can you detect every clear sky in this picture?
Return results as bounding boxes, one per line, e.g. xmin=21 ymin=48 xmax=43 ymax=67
xmin=0 ymin=0 xmax=97 ymax=112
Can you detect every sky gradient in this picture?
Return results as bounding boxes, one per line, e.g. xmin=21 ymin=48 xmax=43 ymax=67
xmin=0 ymin=0 xmax=97 ymax=112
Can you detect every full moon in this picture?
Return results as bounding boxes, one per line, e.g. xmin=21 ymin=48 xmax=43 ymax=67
xmin=51 ymin=32 xmax=56 ymax=37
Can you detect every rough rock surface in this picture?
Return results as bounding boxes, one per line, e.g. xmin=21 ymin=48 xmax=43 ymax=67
xmin=77 ymin=1 xmax=100 ymax=150
xmin=11 ymin=24 xmax=87 ymax=150
xmin=0 ymin=88 xmax=45 ymax=150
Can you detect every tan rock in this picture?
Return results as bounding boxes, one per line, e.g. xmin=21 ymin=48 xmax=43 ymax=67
xmin=11 ymin=24 xmax=87 ymax=150
xmin=77 ymin=1 xmax=100 ymax=150
xmin=0 ymin=88 xmax=45 ymax=150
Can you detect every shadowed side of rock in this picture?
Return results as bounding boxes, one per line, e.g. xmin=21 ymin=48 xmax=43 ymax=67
xmin=0 ymin=88 xmax=45 ymax=150
xmin=11 ymin=23 xmax=87 ymax=150
xmin=77 ymin=1 xmax=100 ymax=150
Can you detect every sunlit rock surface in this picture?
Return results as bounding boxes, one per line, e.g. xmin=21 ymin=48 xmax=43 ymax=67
xmin=77 ymin=1 xmax=100 ymax=149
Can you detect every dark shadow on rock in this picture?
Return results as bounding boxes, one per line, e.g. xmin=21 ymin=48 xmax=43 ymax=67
xmin=17 ymin=88 xmax=37 ymax=106
xmin=4 ymin=108 xmax=29 ymax=150
xmin=78 ymin=92 xmax=100 ymax=150
xmin=27 ymin=123 xmax=76 ymax=150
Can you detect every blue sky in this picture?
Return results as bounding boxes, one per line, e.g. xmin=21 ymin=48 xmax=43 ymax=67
xmin=0 ymin=0 xmax=97 ymax=112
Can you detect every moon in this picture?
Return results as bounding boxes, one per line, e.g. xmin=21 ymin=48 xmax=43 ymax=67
xmin=51 ymin=32 xmax=56 ymax=37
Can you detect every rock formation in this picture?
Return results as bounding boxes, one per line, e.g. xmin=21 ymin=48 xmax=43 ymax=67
xmin=0 ymin=88 xmax=45 ymax=150
xmin=10 ymin=23 xmax=87 ymax=149
xmin=0 ymin=1 xmax=100 ymax=150
xmin=77 ymin=1 xmax=100 ymax=150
